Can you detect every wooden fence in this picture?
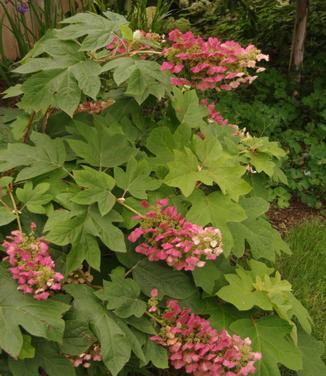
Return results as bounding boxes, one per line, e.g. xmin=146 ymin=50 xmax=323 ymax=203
xmin=0 ymin=0 xmax=82 ymax=60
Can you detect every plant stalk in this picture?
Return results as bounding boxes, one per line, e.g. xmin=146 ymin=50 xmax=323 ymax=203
xmin=8 ymin=186 xmax=22 ymax=232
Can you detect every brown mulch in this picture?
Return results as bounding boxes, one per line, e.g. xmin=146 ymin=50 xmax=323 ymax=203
xmin=267 ymin=198 xmax=325 ymax=235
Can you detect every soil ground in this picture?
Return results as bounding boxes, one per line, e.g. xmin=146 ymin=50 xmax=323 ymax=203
xmin=267 ymin=198 xmax=325 ymax=235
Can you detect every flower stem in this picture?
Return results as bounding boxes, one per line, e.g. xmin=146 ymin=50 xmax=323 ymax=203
xmin=117 ymin=198 xmax=145 ymax=218
xmin=22 ymin=111 xmax=35 ymax=143
xmin=8 ymin=186 xmax=22 ymax=232
xmin=145 ymin=310 xmax=164 ymax=326
xmin=125 ymin=260 xmax=141 ymax=277
xmin=93 ymin=49 xmax=162 ymax=63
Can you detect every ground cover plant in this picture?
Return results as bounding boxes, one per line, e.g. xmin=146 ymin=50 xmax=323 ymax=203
xmin=0 ymin=9 xmax=325 ymax=376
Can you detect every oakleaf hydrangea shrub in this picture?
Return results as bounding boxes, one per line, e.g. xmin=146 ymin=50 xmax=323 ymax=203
xmin=0 ymin=10 xmax=325 ymax=376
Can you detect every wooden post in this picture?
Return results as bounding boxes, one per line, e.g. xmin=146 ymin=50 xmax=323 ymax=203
xmin=289 ymin=0 xmax=309 ymax=81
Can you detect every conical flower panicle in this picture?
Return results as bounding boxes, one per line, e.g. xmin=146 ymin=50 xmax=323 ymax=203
xmin=128 ymin=199 xmax=223 ymax=271
xmin=2 ymin=224 xmax=64 ymax=300
xmin=150 ymin=299 xmax=261 ymax=376
xmin=161 ymin=29 xmax=268 ymax=92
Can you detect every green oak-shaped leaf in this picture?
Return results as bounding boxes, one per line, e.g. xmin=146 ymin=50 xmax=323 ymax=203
xmin=165 ymin=148 xmax=213 ymax=197
xmin=202 ymin=299 xmax=248 ymax=331
xmin=67 ymin=122 xmax=135 ymax=169
xmin=146 ymin=125 xmax=192 ymax=166
xmin=297 ymin=331 xmax=326 ymax=376
xmin=192 ymin=256 xmax=235 ymax=295
xmin=14 ymin=36 xmax=103 ymax=116
xmin=71 ymin=60 xmax=101 ymax=100
xmin=96 ymin=278 xmax=147 ymax=318
xmin=8 ymin=340 xmax=76 ymax=376
xmin=133 ymin=259 xmax=196 ymax=299
xmin=228 ymin=197 xmax=290 ymax=260
xmin=111 ymin=315 xmax=146 ymax=363
xmin=240 ymin=137 xmax=286 ymax=177
xmin=72 ymin=166 xmax=116 ymax=216
xmin=0 ymin=132 xmax=66 ymax=182
xmin=187 ymin=190 xmax=247 ymax=227
xmin=143 ymin=340 xmax=169 ymax=369
xmin=217 ymin=260 xmax=312 ymax=334
xmin=171 ymin=88 xmax=208 ymax=128
xmin=230 ymin=316 xmax=302 ymax=376
xmin=101 ymin=57 xmax=137 ymax=85
xmin=58 ymin=11 xmax=128 ymax=51
xmin=44 ymin=206 xmax=126 ymax=274
xmin=61 ymin=320 xmax=97 ymax=356
xmin=44 ymin=209 xmax=102 ymax=273
xmin=87 ymin=206 xmax=126 ymax=253
xmin=192 ymin=137 xmax=251 ymax=201
xmin=242 ymin=137 xmax=286 ymax=160
xmin=217 ymin=264 xmax=273 ymax=311
xmin=19 ymin=69 xmax=81 ymax=116
xmin=0 ymin=206 xmax=16 ymax=226
xmin=125 ymin=60 xmax=169 ymax=104
xmin=16 ymin=181 xmax=53 ymax=214
xmin=65 ymin=284 xmax=131 ymax=376
xmin=0 ymin=265 xmax=69 ymax=358
xmin=165 ymin=137 xmax=251 ymax=199
xmin=126 ymin=316 xmax=156 ymax=335
xmin=249 ymin=152 xmax=276 ymax=177
xmin=186 ymin=190 xmax=247 ymax=255
xmin=114 ymin=158 xmax=161 ymax=199
xmin=103 ymin=58 xmax=170 ymax=104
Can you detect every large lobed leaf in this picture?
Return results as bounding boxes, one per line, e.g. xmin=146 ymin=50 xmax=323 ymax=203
xmin=0 ymin=132 xmax=66 ymax=182
xmin=102 ymin=57 xmax=170 ymax=104
xmin=8 ymin=340 xmax=76 ymax=376
xmin=44 ymin=205 xmax=126 ymax=274
xmin=65 ymin=284 xmax=140 ymax=376
xmin=228 ymin=197 xmax=290 ymax=260
xmin=0 ymin=265 xmax=69 ymax=358
xmin=66 ymin=121 xmax=136 ymax=168
xmin=217 ymin=259 xmax=312 ymax=334
xmin=13 ymin=35 xmax=102 ymax=116
xmin=231 ymin=316 xmax=302 ymax=376
xmin=164 ymin=136 xmax=251 ymax=200
xmin=58 ymin=11 xmax=128 ymax=51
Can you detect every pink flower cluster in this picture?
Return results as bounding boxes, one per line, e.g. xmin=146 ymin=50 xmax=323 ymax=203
xmin=200 ymin=98 xmax=228 ymax=126
xmin=161 ymin=29 xmax=268 ymax=92
xmin=200 ymin=98 xmax=239 ymax=133
xmin=151 ymin=300 xmax=261 ymax=376
xmin=128 ymin=199 xmax=223 ymax=271
xmin=66 ymin=344 xmax=102 ymax=368
xmin=2 ymin=224 xmax=64 ymax=300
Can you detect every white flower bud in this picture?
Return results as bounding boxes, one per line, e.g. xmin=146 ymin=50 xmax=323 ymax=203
xmin=133 ymin=30 xmax=142 ymax=41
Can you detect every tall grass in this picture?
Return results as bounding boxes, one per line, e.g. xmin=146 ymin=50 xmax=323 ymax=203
xmin=277 ymin=219 xmax=326 ymax=362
